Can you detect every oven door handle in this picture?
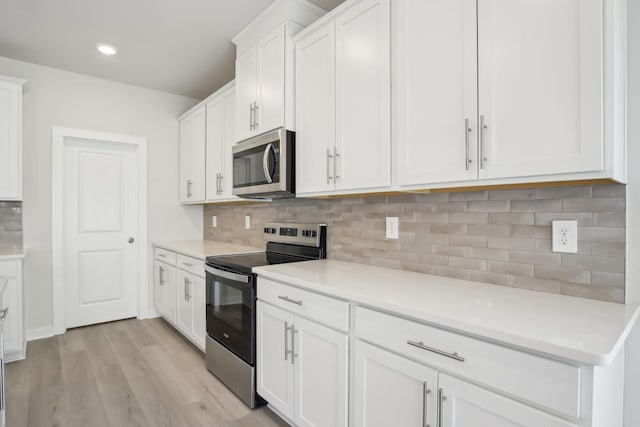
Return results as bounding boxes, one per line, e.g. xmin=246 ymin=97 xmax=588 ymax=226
xmin=262 ymin=143 xmax=274 ymax=184
xmin=205 ymin=265 xmax=250 ymax=284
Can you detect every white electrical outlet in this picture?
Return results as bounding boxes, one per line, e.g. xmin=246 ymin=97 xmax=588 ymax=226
xmin=245 ymin=215 xmax=251 ymax=230
xmin=386 ymin=217 xmax=399 ymax=239
xmin=212 ymin=216 xmax=217 ymax=228
xmin=552 ymin=220 xmax=578 ymax=253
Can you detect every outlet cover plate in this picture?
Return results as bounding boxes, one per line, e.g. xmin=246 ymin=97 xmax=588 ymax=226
xmin=386 ymin=217 xmax=399 ymax=239
xmin=245 ymin=215 xmax=251 ymax=230
xmin=212 ymin=216 xmax=217 ymax=228
xmin=552 ymin=220 xmax=578 ymax=253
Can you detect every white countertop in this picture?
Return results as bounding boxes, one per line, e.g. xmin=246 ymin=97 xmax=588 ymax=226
xmin=153 ymin=240 xmax=262 ymax=260
xmin=254 ymin=259 xmax=639 ymax=366
xmin=0 ymin=248 xmax=29 ymax=260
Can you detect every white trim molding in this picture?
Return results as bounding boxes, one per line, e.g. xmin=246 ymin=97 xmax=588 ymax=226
xmin=51 ymin=126 xmax=149 ymax=335
xmin=26 ymin=326 xmax=55 ymax=341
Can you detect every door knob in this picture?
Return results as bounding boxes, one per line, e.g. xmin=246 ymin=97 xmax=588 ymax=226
xmin=128 ymin=237 xmax=135 ymax=244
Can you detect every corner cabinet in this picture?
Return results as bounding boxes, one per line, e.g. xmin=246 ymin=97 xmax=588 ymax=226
xmin=257 ymin=278 xmax=349 ymax=427
xmin=153 ymin=246 xmax=206 ymax=351
xmin=232 ymin=0 xmax=326 ymax=143
xmin=393 ymin=0 xmax=626 ymax=189
xmin=295 ymin=0 xmax=391 ymax=196
xmin=0 ymin=76 xmax=26 ymax=201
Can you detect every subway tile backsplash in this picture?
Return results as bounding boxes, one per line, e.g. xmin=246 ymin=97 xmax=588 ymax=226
xmin=0 ymin=201 xmax=23 ymax=250
xmin=203 ymin=184 xmax=626 ymax=303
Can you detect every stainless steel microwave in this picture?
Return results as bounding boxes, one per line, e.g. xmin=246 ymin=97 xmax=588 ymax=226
xmin=232 ymin=127 xmax=295 ymax=200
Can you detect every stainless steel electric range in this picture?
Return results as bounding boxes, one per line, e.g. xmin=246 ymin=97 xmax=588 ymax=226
xmin=204 ymin=223 xmax=327 ymax=408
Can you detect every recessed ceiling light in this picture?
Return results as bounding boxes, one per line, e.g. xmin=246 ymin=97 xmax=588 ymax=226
xmin=96 ymin=43 xmax=118 ymax=56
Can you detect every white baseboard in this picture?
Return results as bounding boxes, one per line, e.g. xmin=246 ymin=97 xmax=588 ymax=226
xmin=26 ymin=325 xmax=55 ymax=341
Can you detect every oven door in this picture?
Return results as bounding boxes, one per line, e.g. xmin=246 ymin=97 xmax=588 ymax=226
xmin=232 ymin=127 xmax=294 ymax=198
xmin=205 ymin=264 xmax=256 ymax=365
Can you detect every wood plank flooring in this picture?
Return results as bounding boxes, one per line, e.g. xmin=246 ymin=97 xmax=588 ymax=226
xmin=5 ymin=318 xmax=289 ymax=427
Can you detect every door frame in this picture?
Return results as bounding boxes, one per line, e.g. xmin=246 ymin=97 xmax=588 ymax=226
xmin=51 ymin=126 xmax=148 ymax=335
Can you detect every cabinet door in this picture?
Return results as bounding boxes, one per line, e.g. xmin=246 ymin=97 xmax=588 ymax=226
xmin=477 ymin=0 xmax=602 ymax=179
xmin=1 ymin=276 xmax=21 ymax=355
xmin=235 ymin=49 xmax=258 ymax=142
xmin=179 ymin=107 xmax=206 ymax=202
xmin=257 ymin=25 xmax=286 ymax=134
xmin=176 ymin=270 xmax=192 ymax=335
xmin=190 ymin=273 xmax=206 ymax=350
xmin=257 ymin=302 xmax=295 ymax=420
xmin=354 ymin=340 xmax=438 ymax=427
xmin=335 ymin=0 xmax=391 ymax=191
xmin=162 ymin=264 xmax=177 ymax=324
xmin=394 ymin=0 xmax=478 ymax=186
xmin=0 ymin=78 xmax=22 ymax=200
xmin=438 ymin=373 xmax=577 ymax=427
xmin=295 ymin=22 xmax=336 ymax=195
xmin=154 ymin=261 xmax=166 ymax=316
xmin=206 ymin=96 xmax=224 ymax=201
xmin=294 ymin=317 xmax=348 ymax=427
xmin=220 ymin=88 xmax=236 ymax=198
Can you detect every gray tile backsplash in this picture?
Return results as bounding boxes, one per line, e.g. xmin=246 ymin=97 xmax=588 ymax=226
xmin=203 ymin=184 xmax=626 ymax=303
xmin=0 ymin=201 xmax=23 ymax=250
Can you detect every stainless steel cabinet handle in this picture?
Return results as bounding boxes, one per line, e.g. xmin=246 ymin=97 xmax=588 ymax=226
xmin=464 ymin=118 xmax=472 ymax=171
xmin=254 ymin=103 xmax=259 ymax=129
xmin=423 ymin=381 xmax=431 ymax=427
xmin=327 ymin=149 xmax=333 ymax=184
xmin=480 ymin=114 xmax=487 ymax=169
xmin=187 ymin=180 xmax=193 ymax=198
xmin=249 ymin=103 xmax=254 ymax=130
xmin=186 ymin=278 xmax=191 ymax=301
xmin=158 ymin=254 xmax=167 ymax=258
xmin=334 ymin=147 xmax=340 ymax=180
xmin=291 ymin=327 xmax=296 ymax=365
xmin=182 ymin=262 xmax=193 ymax=267
xmin=159 ymin=266 xmax=165 ymax=286
xmin=284 ymin=321 xmax=292 ymax=361
xmin=407 ymin=340 xmax=465 ymax=362
xmin=278 ymin=296 xmax=303 ymax=306
xmin=184 ymin=278 xmax=189 ymax=301
xmin=0 ymin=308 xmax=8 ymax=321
xmin=437 ymin=388 xmax=445 ymax=427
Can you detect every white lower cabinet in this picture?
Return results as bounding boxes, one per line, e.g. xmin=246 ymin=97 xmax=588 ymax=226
xmin=153 ymin=246 xmax=205 ymax=351
xmin=0 ymin=259 xmax=24 ymax=362
xmin=257 ymin=283 xmax=348 ymax=427
xmin=354 ymin=340 xmax=438 ymax=427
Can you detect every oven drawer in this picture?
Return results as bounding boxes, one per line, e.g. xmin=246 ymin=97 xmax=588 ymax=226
xmin=154 ymin=247 xmax=176 ymax=265
xmin=258 ymin=278 xmax=349 ymax=332
xmin=355 ymin=306 xmax=581 ymax=419
xmin=177 ymin=254 xmax=205 ymax=277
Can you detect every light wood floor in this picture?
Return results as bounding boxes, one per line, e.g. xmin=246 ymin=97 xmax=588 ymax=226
xmin=5 ymin=318 xmax=289 ymax=427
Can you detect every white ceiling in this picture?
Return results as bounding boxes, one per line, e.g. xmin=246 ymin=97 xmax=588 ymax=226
xmin=0 ymin=0 xmax=344 ymax=100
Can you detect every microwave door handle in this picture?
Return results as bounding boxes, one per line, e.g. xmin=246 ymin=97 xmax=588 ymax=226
xmin=263 ymin=143 xmax=274 ymax=183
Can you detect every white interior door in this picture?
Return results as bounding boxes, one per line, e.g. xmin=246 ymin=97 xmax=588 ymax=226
xmin=63 ymin=138 xmax=138 ymax=328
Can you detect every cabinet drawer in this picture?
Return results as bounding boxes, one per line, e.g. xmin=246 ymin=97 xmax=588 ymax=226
xmin=355 ymin=306 xmax=580 ymax=419
xmin=0 ymin=261 xmax=17 ymax=278
xmin=258 ymin=278 xmax=349 ymax=332
xmin=154 ymin=247 xmax=176 ymax=265
xmin=177 ymin=254 xmax=205 ymax=277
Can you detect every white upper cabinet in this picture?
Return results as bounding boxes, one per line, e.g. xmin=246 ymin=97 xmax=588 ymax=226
xmin=179 ymin=106 xmax=206 ymax=203
xmin=233 ymin=0 xmax=326 ymax=143
xmin=296 ymin=21 xmax=336 ymax=194
xmin=206 ymin=83 xmax=237 ymax=201
xmin=476 ymin=0 xmax=602 ymax=180
xmin=0 ymin=76 xmax=25 ymax=201
xmin=393 ymin=0 xmax=625 ymax=189
xmin=295 ymin=0 xmax=391 ymax=196
xmin=394 ymin=0 xmax=478 ymax=185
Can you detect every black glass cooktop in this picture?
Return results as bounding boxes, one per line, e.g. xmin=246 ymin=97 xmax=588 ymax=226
xmin=206 ymin=242 xmax=324 ymax=275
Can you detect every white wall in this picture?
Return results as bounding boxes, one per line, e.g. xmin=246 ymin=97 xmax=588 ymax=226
xmin=624 ymin=0 xmax=640 ymax=425
xmin=0 ymin=56 xmax=203 ymax=334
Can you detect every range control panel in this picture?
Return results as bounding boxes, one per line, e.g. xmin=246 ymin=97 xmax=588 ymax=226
xmin=263 ymin=223 xmax=326 ymax=247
